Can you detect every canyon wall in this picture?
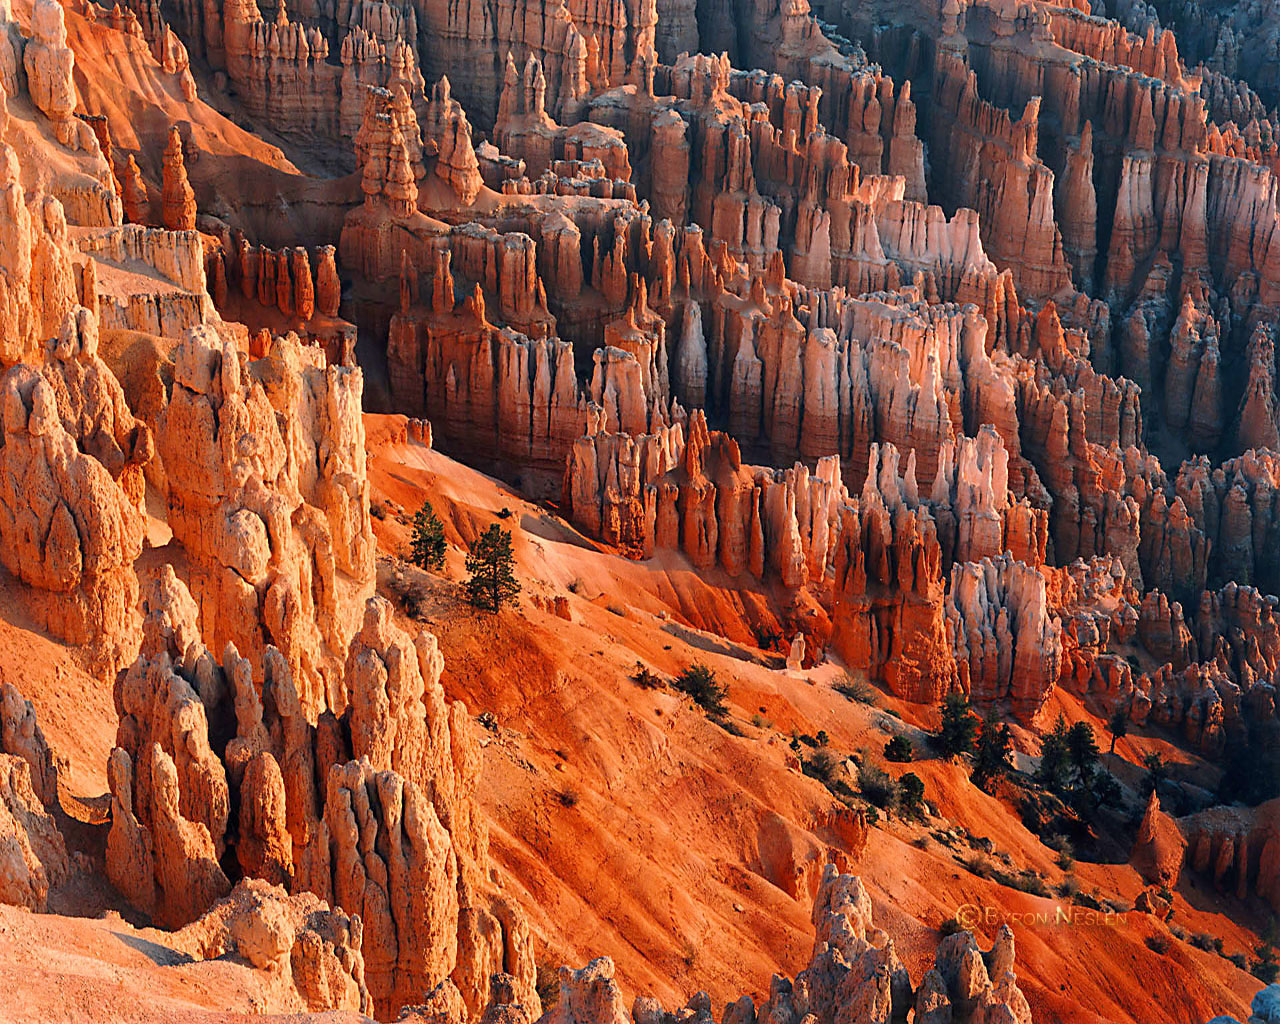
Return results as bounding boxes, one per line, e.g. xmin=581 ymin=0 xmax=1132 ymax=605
xmin=156 ymin=326 xmax=375 ymax=716
xmin=305 ymin=0 xmax=1280 ymax=734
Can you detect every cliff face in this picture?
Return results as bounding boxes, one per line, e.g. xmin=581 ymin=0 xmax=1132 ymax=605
xmin=303 ymin=0 xmax=1280 ymax=739
xmin=0 ymin=354 xmax=144 ymax=675
xmin=563 ymin=409 xmax=846 ymax=586
xmin=156 ymin=326 xmax=375 ymax=717
xmin=70 ymin=0 xmax=1264 ymax=772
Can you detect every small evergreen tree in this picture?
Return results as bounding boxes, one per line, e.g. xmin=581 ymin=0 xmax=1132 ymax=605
xmin=1091 ymin=770 xmax=1122 ymax=809
xmin=1035 ymin=716 xmax=1121 ymax=811
xmin=936 ymin=693 xmax=979 ymax=757
xmin=899 ymin=772 xmax=926 ymax=819
xmin=884 ymin=735 xmax=914 ymax=762
xmin=1036 ymin=715 xmax=1073 ymax=796
xmin=1142 ymin=752 xmax=1168 ymax=796
xmin=1107 ymin=705 xmax=1128 ymax=754
xmin=971 ymin=715 xmax=1013 ymax=791
xmin=409 ymin=501 xmax=448 ymax=571
xmin=1067 ymin=722 xmax=1092 ymax=791
xmin=464 ymin=524 xmax=521 ymax=612
xmin=1067 ymin=721 xmax=1112 ymax=811
xmin=1253 ymin=919 xmax=1280 ymax=983
xmin=673 ymin=663 xmax=728 ymax=716
xmin=1067 ymin=721 xmax=1101 ymax=778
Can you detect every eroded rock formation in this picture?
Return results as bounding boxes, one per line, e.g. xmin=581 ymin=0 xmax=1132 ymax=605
xmin=177 ymin=877 xmax=371 ymax=1015
xmin=564 ymin=410 xmax=846 ymax=586
xmin=0 ymin=1 xmax=1278 ymax=1020
xmin=0 ymin=361 xmax=144 ymax=674
xmin=24 ymin=0 xmax=80 ymax=148
xmin=0 ymin=753 xmax=68 ymax=910
xmin=162 ymin=127 xmax=197 ymax=232
xmin=546 ymin=867 xmax=1032 ymax=1024
xmin=156 ymin=325 xmax=374 ymax=715
xmin=107 ymin=570 xmax=537 ymax=1020
xmin=0 ymin=683 xmax=59 ymax=809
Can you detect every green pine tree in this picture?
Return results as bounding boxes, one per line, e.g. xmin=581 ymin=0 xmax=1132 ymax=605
xmin=1035 ymin=714 xmax=1073 ymax=796
xmin=971 ymin=715 xmax=1013 ymax=791
xmin=410 ymin=501 xmax=448 ymax=571
xmin=1106 ymin=705 xmax=1128 ymax=754
xmin=899 ymin=772 xmax=926 ymax=820
xmin=936 ymin=693 xmax=979 ymax=757
xmin=465 ymin=524 xmax=521 ymax=612
xmin=1067 ymin=721 xmax=1100 ymax=779
xmin=1141 ymin=752 xmax=1168 ymax=796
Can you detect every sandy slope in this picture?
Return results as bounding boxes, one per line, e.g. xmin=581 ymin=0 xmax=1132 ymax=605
xmin=361 ymin=421 xmax=1261 ymax=1024
xmin=0 ymin=421 xmax=1261 ymax=1023
xmin=0 ymin=902 xmax=367 ymax=1023
xmin=0 ymin=578 xmax=114 ymax=798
